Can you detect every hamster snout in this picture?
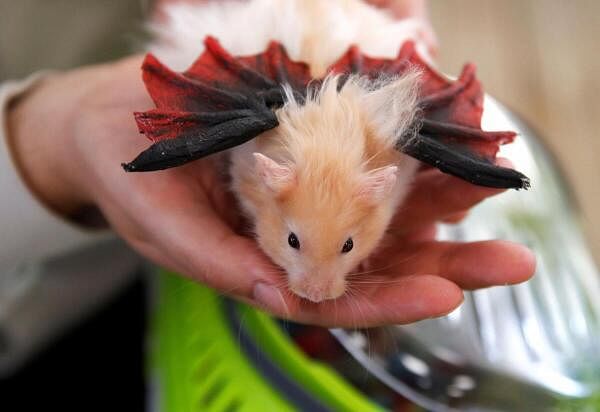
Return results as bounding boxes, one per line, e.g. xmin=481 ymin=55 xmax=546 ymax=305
xmin=288 ymin=272 xmax=346 ymax=302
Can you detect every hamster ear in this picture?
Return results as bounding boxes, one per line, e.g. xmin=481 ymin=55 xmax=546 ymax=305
xmin=356 ymin=166 xmax=398 ymax=204
xmin=363 ymin=71 xmax=421 ymax=145
xmin=253 ymin=152 xmax=296 ymax=194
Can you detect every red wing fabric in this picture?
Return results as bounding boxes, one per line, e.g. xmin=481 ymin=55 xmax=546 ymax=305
xmin=123 ymin=36 xmax=529 ymax=190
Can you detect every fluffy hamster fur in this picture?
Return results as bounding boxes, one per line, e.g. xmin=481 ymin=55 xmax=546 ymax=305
xmin=152 ymin=0 xmax=429 ymax=302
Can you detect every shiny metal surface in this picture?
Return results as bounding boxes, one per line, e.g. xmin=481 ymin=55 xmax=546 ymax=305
xmin=332 ymin=97 xmax=600 ymax=411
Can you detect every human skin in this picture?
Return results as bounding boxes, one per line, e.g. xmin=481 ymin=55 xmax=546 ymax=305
xmin=4 ymin=1 xmax=536 ymax=327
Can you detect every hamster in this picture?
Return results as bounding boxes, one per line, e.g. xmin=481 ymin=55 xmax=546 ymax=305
xmin=151 ymin=0 xmax=430 ymax=302
xmin=230 ymin=75 xmax=420 ymax=302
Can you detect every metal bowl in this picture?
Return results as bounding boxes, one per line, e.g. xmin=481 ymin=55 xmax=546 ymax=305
xmin=331 ymin=97 xmax=600 ymax=411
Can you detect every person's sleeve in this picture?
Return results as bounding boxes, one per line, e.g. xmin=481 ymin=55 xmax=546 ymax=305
xmin=0 ymin=74 xmax=103 ymax=270
xmin=0 ymin=75 xmax=142 ymax=376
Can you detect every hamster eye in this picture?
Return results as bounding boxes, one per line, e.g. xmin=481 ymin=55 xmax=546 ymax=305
xmin=288 ymin=232 xmax=300 ymax=250
xmin=341 ymin=237 xmax=353 ymax=253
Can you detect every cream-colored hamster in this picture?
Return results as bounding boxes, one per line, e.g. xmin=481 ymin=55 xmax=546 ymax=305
xmin=230 ymin=75 xmax=420 ymax=302
xmin=151 ymin=0 xmax=430 ymax=301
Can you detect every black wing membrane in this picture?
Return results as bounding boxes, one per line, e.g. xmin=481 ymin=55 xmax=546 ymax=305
xmin=402 ymin=133 xmax=530 ymax=189
xmin=122 ymin=102 xmax=279 ymax=172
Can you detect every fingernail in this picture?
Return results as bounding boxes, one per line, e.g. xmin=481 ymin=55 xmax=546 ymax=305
xmin=253 ymin=282 xmax=288 ymax=316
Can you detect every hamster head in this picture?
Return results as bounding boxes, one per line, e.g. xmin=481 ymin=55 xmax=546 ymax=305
xmin=246 ymin=74 xmax=421 ymax=302
xmin=253 ymin=153 xmax=405 ymax=303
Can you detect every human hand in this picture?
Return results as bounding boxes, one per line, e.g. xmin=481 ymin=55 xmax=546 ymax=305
xmin=6 ymin=56 xmax=535 ymax=328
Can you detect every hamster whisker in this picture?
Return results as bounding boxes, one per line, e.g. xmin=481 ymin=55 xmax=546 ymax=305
xmin=345 ymin=285 xmax=371 ymax=330
xmin=333 ymin=294 xmax=339 ymax=325
xmin=348 ymin=277 xmax=420 ymax=285
xmin=343 ymin=286 xmax=361 ymax=331
xmin=347 ymin=250 xmax=422 ymax=277
xmin=347 ymin=264 xmax=397 ymax=277
xmin=344 ymin=286 xmax=378 ymax=359
xmin=262 ymin=267 xmax=287 ymax=277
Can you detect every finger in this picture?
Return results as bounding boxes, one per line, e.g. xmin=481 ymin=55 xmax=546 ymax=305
xmin=392 ymin=169 xmax=505 ymax=234
xmin=380 ymin=223 xmax=437 ymax=248
xmin=389 ymin=240 xmax=537 ymax=289
xmin=442 ymin=211 xmax=468 ymax=224
xmin=180 ymin=156 xmax=242 ymax=230
xmin=137 ymin=189 xmax=280 ymax=300
xmin=173 ymin=211 xmax=279 ymax=298
xmin=253 ymin=274 xmax=463 ymax=327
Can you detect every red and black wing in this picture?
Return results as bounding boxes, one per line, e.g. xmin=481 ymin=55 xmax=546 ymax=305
xmin=124 ymin=37 xmax=529 ymax=190
xmin=328 ymin=42 xmax=529 ymax=189
xmin=122 ymin=36 xmax=311 ymax=172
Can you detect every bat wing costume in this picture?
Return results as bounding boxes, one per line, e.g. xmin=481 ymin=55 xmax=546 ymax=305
xmin=123 ymin=36 xmax=530 ymax=190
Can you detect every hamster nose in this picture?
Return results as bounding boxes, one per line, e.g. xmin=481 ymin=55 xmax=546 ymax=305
xmin=288 ymin=281 xmax=323 ymax=302
xmin=290 ymin=277 xmax=345 ymax=302
xmin=304 ymin=291 xmax=324 ymax=303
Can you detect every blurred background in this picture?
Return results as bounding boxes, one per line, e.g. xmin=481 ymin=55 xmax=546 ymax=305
xmin=429 ymin=0 xmax=600 ymax=261
xmin=0 ymin=0 xmax=598 ymax=410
